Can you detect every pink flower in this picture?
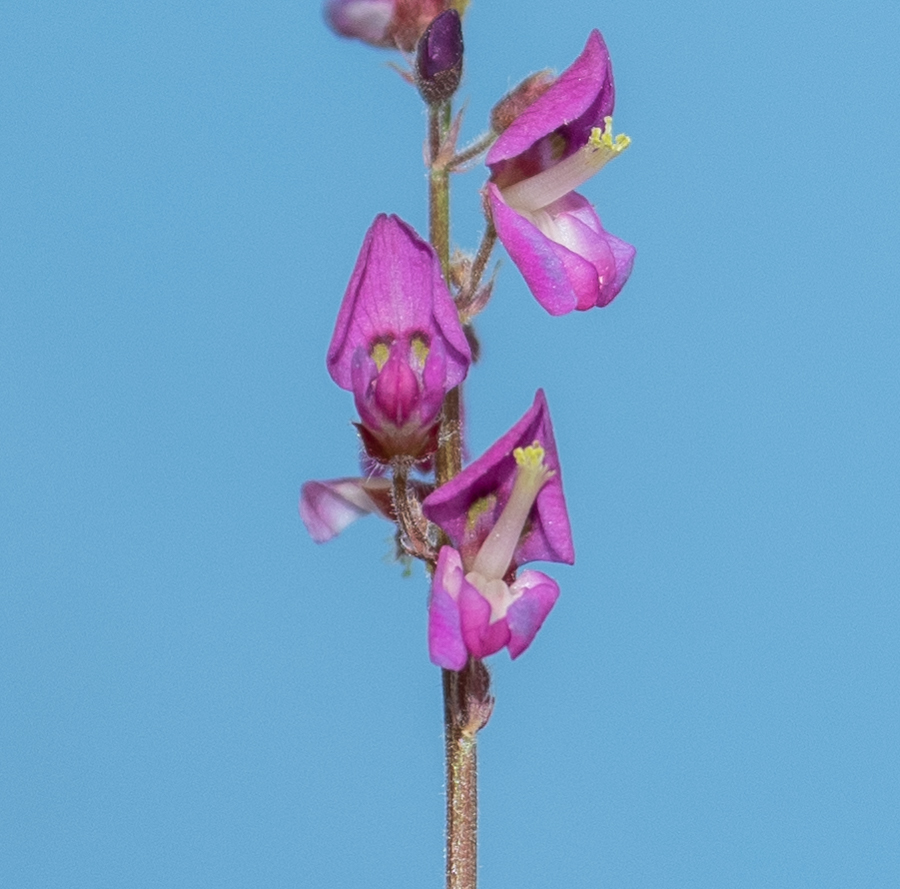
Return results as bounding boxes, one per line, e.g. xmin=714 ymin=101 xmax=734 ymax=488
xmin=300 ymin=477 xmax=393 ymax=543
xmin=428 ymin=546 xmax=560 ymax=668
xmin=422 ymin=391 xmax=574 ymax=668
xmin=324 ymin=0 xmax=455 ymax=53
xmin=324 ymin=0 xmax=395 ymax=46
xmin=300 ymin=476 xmax=432 ymax=543
xmin=486 ymin=30 xmax=635 ymax=315
xmin=327 ymin=214 xmax=471 ymax=463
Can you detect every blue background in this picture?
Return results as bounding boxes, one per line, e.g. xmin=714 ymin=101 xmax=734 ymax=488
xmin=3 ymin=1 xmax=898 ymax=886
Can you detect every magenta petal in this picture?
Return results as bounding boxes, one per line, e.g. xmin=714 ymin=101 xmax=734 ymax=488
xmin=349 ymin=348 xmax=380 ymax=431
xmin=505 ymin=570 xmax=560 ymax=659
xmin=422 ymin=390 xmax=574 ymax=568
xmin=327 ymin=215 xmax=470 ymax=392
xmin=299 ymin=477 xmax=389 ymax=543
xmin=547 ymin=194 xmax=616 ymax=302
xmin=489 ymin=186 xmax=635 ymax=313
xmin=489 ymin=184 xmax=582 ymax=316
xmin=372 ymin=350 xmax=420 ymax=426
xmin=458 ymin=582 xmax=511 ymax=660
xmin=419 ymin=334 xmax=452 ymax=425
xmin=486 ymin=30 xmax=614 ymax=167
xmin=428 ymin=547 xmax=469 ymax=670
xmin=326 ymin=214 xmax=472 ymax=460
xmin=552 ymin=193 xmax=635 ymax=308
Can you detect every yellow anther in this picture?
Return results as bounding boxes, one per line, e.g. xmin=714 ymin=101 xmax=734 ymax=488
xmin=371 ymin=342 xmax=390 ymax=371
xmin=411 ymin=335 xmax=430 ymax=366
xmin=512 ymin=441 xmax=555 ymax=494
xmin=466 ymin=494 xmax=496 ymax=533
xmin=513 ymin=441 xmax=547 ymax=470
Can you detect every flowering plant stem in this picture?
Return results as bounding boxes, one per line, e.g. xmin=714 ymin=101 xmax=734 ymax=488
xmin=429 ymin=97 xmax=479 ymax=889
xmin=442 ymin=664 xmax=479 ymax=889
xmin=429 ymin=101 xmax=452 ymax=280
xmin=308 ymin=11 xmax=634 ymax=886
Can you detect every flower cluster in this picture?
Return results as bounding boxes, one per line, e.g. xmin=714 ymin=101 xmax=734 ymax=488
xmin=304 ymin=12 xmax=634 ymax=671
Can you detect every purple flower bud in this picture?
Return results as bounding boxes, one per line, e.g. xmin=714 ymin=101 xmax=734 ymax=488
xmin=327 ymin=215 xmax=471 ymax=462
xmin=422 ymin=390 xmax=574 ymax=668
xmin=388 ymin=0 xmax=456 ymax=53
xmin=416 ymin=9 xmax=464 ymax=105
xmin=486 ymin=31 xmax=635 ymax=315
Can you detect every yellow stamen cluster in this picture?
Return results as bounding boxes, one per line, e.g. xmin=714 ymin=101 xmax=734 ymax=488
xmin=514 ymin=442 xmax=547 ymax=470
xmin=587 ymin=116 xmax=631 ymax=155
xmin=500 ymin=116 xmax=631 ymax=215
xmin=513 ymin=441 xmax=555 ymax=492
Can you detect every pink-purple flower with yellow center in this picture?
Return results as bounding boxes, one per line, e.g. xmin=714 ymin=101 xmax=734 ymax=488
xmin=422 ymin=390 xmax=574 ymax=669
xmin=486 ymin=30 xmax=635 ymax=316
xmin=327 ymin=214 xmax=471 ymax=463
xmin=300 ymin=476 xmax=432 ymax=543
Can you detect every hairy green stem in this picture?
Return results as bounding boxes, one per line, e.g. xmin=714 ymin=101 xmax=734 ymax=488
xmin=456 ymin=221 xmax=497 ymax=318
xmin=429 ymin=101 xmax=452 ymax=281
xmin=447 ymin=130 xmax=497 ymax=172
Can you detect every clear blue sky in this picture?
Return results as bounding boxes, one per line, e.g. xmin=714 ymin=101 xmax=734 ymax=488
xmin=2 ymin=1 xmax=898 ymax=886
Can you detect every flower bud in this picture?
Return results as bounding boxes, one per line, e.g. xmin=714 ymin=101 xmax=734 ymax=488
xmin=415 ymin=10 xmax=464 ymax=105
xmin=324 ymin=0 xmax=395 ymax=47
xmin=389 ymin=0 xmax=463 ymax=53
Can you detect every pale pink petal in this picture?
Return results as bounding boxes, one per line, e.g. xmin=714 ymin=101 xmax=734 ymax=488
xmin=506 ymin=571 xmax=560 ymax=659
xmin=458 ymin=581 xmax=510 ymax=660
